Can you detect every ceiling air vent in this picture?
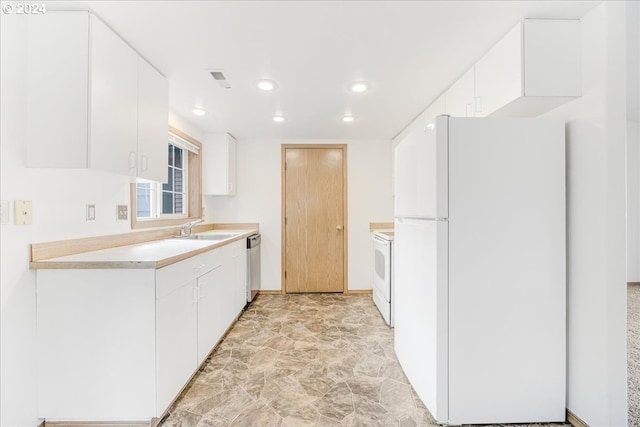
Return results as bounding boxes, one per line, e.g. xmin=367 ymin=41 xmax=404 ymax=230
xmin=208 ymin=69 xmax=231 ymax=89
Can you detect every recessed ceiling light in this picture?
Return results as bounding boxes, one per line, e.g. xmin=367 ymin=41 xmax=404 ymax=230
xmin=273 ymin=115 xmax=286 ymax=122
xmin=342 ymin=115 xmax=355 ymax=123
xmin=192 ymin=108 xmax=207 ymax=116
xmin=257 ymin=79 xmax=278 ymax=91
xmin=349 ymin=81 xmax=370 ymax=93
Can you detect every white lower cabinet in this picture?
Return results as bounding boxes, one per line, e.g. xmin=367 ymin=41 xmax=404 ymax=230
xmin=36 ymin=269 xmax=157 ymax=420
xmin=36 ymin=241 xmax=247 ymax=422
xmin=196 ymin=265 xmax=225 ymax=364
xmin=219 ymin=242 xmax=242 ymax=331
xmin=156 ymin=278 xmax=198 ymax=413
xmin=233 ymin=240 xmax=248 ymax=312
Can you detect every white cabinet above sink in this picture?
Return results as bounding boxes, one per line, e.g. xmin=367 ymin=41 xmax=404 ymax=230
xmin=202 ymin=133 xmax=237 ymax=196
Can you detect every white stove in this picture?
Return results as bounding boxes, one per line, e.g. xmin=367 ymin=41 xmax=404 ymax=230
xmin=372 ymin=229 xmax=394 ymax=326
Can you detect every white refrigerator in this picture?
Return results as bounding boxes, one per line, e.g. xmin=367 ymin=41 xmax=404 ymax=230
xmin=394 ymin=116 xmax=566 ymax=425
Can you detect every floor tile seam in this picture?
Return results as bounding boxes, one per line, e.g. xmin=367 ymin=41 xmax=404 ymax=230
xmin=343 ymin=380 xmax=358 ymax=419
xmin=377 ymin=380 xmax=421 ymax=415
xmin=186 ymin=406 xmax=229 ymax=423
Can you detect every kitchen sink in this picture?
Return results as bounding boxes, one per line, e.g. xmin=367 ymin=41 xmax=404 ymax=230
xmin=173 ymin=233 xmax=240 ymax=241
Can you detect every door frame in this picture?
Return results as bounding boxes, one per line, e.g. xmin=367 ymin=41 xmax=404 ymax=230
xmin=281 ymin=144 xmax=348 ymax=294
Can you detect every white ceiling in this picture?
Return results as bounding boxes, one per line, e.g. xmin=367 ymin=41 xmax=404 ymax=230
xmin=47 ymin=0 xmax=600 ymax=140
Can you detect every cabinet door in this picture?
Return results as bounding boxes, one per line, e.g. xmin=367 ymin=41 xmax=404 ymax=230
xmin=523 ymin=19 xmax=581 ymax=97
xmin=234 ymin=243 xmax=248 ymax=312
xmin=196 ymin=265 xmax=225 ymax=364
xmin=203 ymin=134 xmax=237 ymax=195
xmin=156 ymin=280 xmax=197 ymax=413
xmin=138 ymin=58 xmax=169 ymax=182
xmin=445 ymin=68 xmax=475 ymax=117
xmin=89 ymin=14 xmax=139 ymax=177
xmin=227 ymin=136 xmax=237 ymax=195
xmin=220 ymin=245 xmax=237 ymax=328
xmin=474 ymin=23 xmax=522 ymax=117
xmin=26 ymin=12 xmax=90 ymax=168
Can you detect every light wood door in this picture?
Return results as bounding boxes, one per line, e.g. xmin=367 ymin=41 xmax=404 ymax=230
xmin=283 ymin=146 xmax=346 ymax=293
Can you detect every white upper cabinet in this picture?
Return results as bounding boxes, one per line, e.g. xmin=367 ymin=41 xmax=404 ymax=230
xmin=522 ymin=19 xmax=581 ymax=97
xmin=203 ymin=133 xmax=237 ymax=196
xmin=474 ymin=19 xmax=581 ymax=117
xmin=474 ymin=23 xmax=523 ymax=117
xmin=89 ymin=14 xmax=139 ymax=177
xmin=26 ymin=12 xmax=90 ymax=169
xmin=137 ymin=58 xmax=169 ymax=182
xmin=445 ymin=67 xmax=476 ymax=117
xmin=26 ymin=12 xmax=169 ymax=181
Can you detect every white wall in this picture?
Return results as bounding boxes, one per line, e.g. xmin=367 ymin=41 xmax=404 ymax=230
xmin=0 ymin=14 xmax=201 ymax=425
xmin=1 ymin=15 xmax=128 ymax=426
xmin=203 ymin=138 xmax=394 ymax=292
xmin=168 ymin=110 xmax=206 ymax=143
xmin=627 ymin=0 xmax=640 ymax=283
xmin=629 ymin=120 xmax=640 ymax=282
xmin=540 ymin=2 xmax=628 ymax=425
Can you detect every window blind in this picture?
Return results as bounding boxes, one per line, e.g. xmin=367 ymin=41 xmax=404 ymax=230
xmin=169 ymin=132 xmax=200 ymax=154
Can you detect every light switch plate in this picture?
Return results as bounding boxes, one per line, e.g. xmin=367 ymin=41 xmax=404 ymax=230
xmin=87 ymin=204 xmax=96 ymax=221
xmin=14 ymin=200 xmax=33 ymax=225
xmin=117 ymin=205 xmax=128 ymax=220
xmin=0 ymin=200 xmax=9 ymax=225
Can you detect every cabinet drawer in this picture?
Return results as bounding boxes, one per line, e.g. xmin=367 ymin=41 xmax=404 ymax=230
xmin=156 ymin=249 xmax=222 ymax=299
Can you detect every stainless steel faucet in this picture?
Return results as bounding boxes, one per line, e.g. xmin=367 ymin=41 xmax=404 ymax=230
xmin=180 ymin=218 xmax=205 ymax=237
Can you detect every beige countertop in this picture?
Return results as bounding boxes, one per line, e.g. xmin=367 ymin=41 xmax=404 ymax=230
xmin=30 ymin=229 xmax=258 ymax=270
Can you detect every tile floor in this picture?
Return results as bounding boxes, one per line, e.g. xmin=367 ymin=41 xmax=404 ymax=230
xmin=628 ymin=284 xmax=640 ymax=427
xmin=160 ymin=293 xmax=571 ymax=427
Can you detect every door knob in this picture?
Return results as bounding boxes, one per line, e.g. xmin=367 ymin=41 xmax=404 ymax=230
xmin=336 ymin=225 xmax=343 ymax=231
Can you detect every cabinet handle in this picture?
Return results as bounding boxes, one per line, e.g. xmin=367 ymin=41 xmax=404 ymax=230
xmin=140 ymin=155 xmax=148 ymax=172
xmin=475 ymin=97 xmax=483 ymax=113
xmin=129 ymin=152 xmax=137 ymax=171
xmin=198 ymin=283 xmax=204 ymax=301
xmin=192 ymin=285 xmax=199 ymax=304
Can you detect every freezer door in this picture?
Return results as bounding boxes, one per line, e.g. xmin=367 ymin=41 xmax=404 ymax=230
xmin=394 ymin=218 xmax=448 ymax=422
xmin=394 ymin=116 xmax=448 ymax=219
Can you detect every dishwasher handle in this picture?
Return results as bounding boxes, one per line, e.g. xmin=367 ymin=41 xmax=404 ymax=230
xmin=247 ymin=234 xmax=261 ymax=248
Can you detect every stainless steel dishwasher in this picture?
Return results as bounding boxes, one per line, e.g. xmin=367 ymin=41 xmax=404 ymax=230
xmin=247 ymin=234 xmax=261 ymax=303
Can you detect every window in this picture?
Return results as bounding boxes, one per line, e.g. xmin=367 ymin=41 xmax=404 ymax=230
xmin=135 ymin=143 xmax=188 ymax=219
xmin=163 ymin=143 xmax=187 ymax=216
xmin=130 ymin=127 xmax=202 ymax=229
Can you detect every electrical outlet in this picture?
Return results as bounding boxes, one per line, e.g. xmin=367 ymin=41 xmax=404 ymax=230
xmin=14 ymin=200 xmax=33 ymax=225
xmin=0 ymin=200 xmax=9 ymax=225
xmin=87 ymin=204 xmax=96 ymax=221
xmin=117 ymin=205 xmax=128 ymax=220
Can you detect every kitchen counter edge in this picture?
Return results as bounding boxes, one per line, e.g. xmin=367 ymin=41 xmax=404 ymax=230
xmin=29 ymin=230 xmax=258 ymax=270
